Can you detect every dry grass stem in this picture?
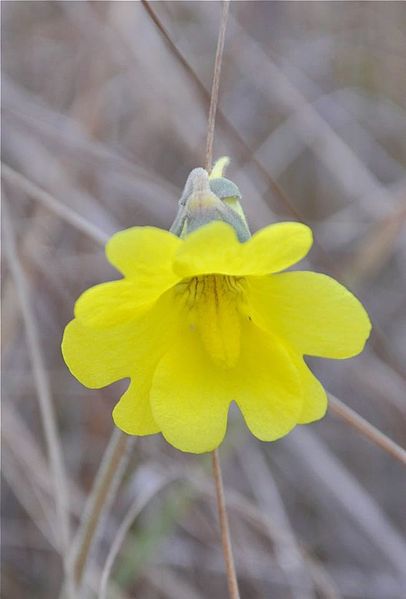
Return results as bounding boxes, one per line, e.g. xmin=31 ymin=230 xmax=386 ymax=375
xmin=70 ymin=429 xmax=133 ymax=589
xmin=2 ymin=199 xmax=76 ymax=599
xmin=239 ymin=446 xmax=315 ymax=598
xmin=328 ymin=394 xmax=406 ymax=465
xmin=2 ymin=163 xmax=108 ymax=246
xmin=179 ymin=464 xmax=340 ymax=597
xmin=99 ymin=475 xmax=177 ymax=599
xmin=287 ymin=430 xmax=406 ymax=578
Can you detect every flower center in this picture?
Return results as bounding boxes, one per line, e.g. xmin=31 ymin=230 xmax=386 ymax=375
xmin=176 ymin=275 xmax=245 ymax=368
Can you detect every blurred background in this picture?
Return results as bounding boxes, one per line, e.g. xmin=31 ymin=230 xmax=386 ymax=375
xmin=2 ymin=2 xmax=406 ymax=598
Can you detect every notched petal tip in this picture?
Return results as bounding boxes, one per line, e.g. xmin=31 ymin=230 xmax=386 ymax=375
xmin=112 ymin=380 xmax=160 ymax=436
xmin=244 ymin=221 xmax=313 ymax=275
xmin=149 ymin=331 xmax=232 ymax=454
xmin=160 ymin=425 xmax=228 ymax=454
xmin=61 ymin=318 xmax=133 ymax=389
xmin=61 ymin=319 xmax=105 ymax=389
xmin=247 ymin=272 xmax=372 ymax=360
xmin=294 ymin=356 xmax=328 ymax=424
xmin=105 ymin=226 xmax=181 ymax=279
xmin=232 ymin=321 xmax=304 ymax=442
xmin=74 ymin=280 xmax=141 ymax=329
xmin=310 ymin=277 xmax=372 ymax=360
xmin=173 ymin=221 xmax=243 ymax=277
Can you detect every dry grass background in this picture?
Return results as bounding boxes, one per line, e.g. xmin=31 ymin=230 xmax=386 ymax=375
xmin=2 ymin=2 xmax=406 ymax=598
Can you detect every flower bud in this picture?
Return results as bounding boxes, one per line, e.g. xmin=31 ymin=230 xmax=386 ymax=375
xmin=171 ymin=163 xmax=251 ymax=241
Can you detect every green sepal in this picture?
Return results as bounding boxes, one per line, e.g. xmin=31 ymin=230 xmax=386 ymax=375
xmin=170 ymin=162 xmax=251 ymax=242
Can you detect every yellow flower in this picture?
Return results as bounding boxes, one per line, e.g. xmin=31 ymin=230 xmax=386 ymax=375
xmin=62 ymin=166 xmax=371 ymax=454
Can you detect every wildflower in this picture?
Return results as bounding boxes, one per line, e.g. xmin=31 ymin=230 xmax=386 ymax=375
xmin=62 ymin=161 xmax=371 ymax=453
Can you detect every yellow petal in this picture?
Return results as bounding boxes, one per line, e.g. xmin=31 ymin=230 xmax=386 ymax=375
xmin=106 ymin=226 xmax=181 ymax=298
xmin=242 ymin=222 xmax=312 ymax=274
xmin=62 ymin=287 xmax=183 ymax=389
xmin=112 ymin=288 xmax=187 ymax=436
xmin=174 ymin=221 xmax=243 ymax=277
xmin=193 ymin=275 xmax=241 ymax=368
xmin=113 ymin=378 xmax=160 ymax=436
xmin=174 ymin=221 xmax=312 ymax=278
xmin=75 ymin=280 xmax=146 ymax=328
xmin=247 ymin=272 xmax=371 ymax=358
xmin=232 ymin=321 xmax=303 ymax=441
xmin=150 ymin=313 xmax=303 ymax=452
xmin=150 ymin=328 xmax=230 ymax=454
xmin=293 ymin=356 xmax=328 ymax=423
xmin=61 ymin=319 xmax=133 ymax=388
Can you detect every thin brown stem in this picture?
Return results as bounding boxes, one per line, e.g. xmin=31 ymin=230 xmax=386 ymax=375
xmin=204 ymin=5 xmax=239 ymax=596
xmin=329 ymin=395 xmax=406 ymax=465
xmin=205 ymin=0 xmax=230 ymax=172
xmin=140 ymin=1 xmax=302 ymax=219
xmin=212 ymin=449 xmax=240 ymax=599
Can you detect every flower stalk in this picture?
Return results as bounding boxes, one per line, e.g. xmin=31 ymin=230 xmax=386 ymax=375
xmin=205 ymin=0 xmax=230 ymax=172
xmin=212 ymin=449 xmax=240 ymax=599
xmin=205 ymin=5 xmax=240 ymax=599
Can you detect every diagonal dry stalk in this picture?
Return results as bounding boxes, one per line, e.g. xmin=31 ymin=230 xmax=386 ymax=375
xmin=328 ymin=394 xmax=406 ymax=465
xmin=239 ymin=446 xmax=315 ymax=599
xmin=99 ymin=474 xmax=178 ymax=599
xmin=1 ymin=162 xmax=109 ymax=245
xmin=286 ymin=430 xmax=406 ymax=578
xmin=70 ymin=430 xmax=134 ymax=589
